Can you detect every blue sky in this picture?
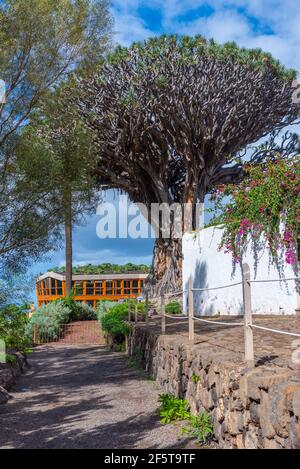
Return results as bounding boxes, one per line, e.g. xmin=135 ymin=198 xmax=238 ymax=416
xmin=28 ymin=0 xmax=300 ymax=301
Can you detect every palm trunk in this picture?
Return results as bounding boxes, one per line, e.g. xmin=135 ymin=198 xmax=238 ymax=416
xmin=64 ymin=192 xmax=72 ymax=296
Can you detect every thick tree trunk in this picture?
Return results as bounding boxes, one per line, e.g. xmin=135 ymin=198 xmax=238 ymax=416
xmin=64 ymin=193 xmax=72 ymax=296
xmin=146 ymin=182 xmax=206 ymax=296
xmin=147 ymin=237 xmax=182 ymax=296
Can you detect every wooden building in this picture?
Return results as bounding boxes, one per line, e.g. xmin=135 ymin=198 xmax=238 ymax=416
xmin=36 ymin=271 xmax=148 ymax=308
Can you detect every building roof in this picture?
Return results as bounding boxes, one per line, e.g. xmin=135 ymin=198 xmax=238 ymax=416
xmin=37 ymin=271 xmax=149 ymax=282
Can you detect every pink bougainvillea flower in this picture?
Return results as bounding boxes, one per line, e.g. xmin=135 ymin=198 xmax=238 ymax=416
xmin=285 ymin=248 xmax=298 ymax=265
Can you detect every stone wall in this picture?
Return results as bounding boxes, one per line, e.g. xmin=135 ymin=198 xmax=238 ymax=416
xmin=0 ymin=352 xmax=27 ymax=404
xmin=129 ymin=326 xmax=300 ymax=449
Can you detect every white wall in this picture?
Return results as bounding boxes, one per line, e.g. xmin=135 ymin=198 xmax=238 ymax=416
xmin=182 ymin=227 xmax=299 ymax=316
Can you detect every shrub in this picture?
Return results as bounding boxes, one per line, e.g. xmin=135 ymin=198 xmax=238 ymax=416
xmin=181 ymin=412 xmax=213 ymax=444
xmin=75 ymin=302 xmax=97 ymax=321
xmin=60 ymin=293 xmax=97 ymax=321
xmin=157 ymin=394 xmax=190 ymax=424
xmin=100 ymin=303 xmax=130 ymax=337
xmin=165 ymin=301 xmax=181 ymax=315
xmin=0 ymin=304 xmax=30 ymax=352
xmin=26 ymin=301 xmax=71 ymax=342
xmin=96 ymin=300 xmax=116 ymax=320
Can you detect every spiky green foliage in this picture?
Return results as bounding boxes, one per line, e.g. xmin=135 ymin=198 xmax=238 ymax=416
xmin=108 ymin=36 xmax=296 ymax=81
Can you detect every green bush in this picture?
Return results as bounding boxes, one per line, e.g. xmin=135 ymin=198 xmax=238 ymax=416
xmin=165 ymin=301 xmax=181 ymax=315
xmin=60 ymin=293 xmax=97 ymax=321
xmin=157 ymin=394 xmax=190 ymax=424
xmin=128 ymin=301 xmax=146 ymax=321
xmin=96 ymin=300 xmax=116 ymax=320
xmin=100 ymin=303 xmax=130 ymax=337
xmin=26 ymin=301 xmax=71 ymax=342
xmin=0 ymin=304 xmax=30 ymax=352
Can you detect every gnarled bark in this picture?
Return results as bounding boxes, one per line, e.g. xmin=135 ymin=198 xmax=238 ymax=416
xmin=146 ymin=237 xmax=182 ymax=296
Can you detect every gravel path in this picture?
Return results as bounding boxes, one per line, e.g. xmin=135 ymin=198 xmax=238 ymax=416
xmin=0 ymin=346 xmax=192 ymax=449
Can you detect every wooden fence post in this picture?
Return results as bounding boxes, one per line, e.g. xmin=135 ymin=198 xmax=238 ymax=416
xmin=161 ymin=291 xmax=166 ymax=334
xmin=242 ymin=263 xmax=254 ymax=368
xmin=145 ymin=290 xmax=149 ymax=328
xmin=135 ymin=301 xmax=138 ymax=323
xmin=188 ymin=276 xmax=194 ymax=342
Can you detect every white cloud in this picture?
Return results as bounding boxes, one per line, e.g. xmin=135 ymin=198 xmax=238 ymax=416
xmin=113 ymin=12 xmax=153 ymax=46
xmin=180 ymin=10 xmax=251 ymax=43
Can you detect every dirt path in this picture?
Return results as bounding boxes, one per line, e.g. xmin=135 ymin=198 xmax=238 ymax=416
xmin=0 ymin=346 xmax=192 ymax=449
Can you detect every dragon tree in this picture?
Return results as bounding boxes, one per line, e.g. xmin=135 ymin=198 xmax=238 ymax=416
xmin=73 ymin=35 xmax=299 ymax=294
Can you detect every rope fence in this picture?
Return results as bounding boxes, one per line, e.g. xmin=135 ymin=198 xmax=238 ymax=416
xmin=127 ymin=264 xmax=300 ymax=368
xmin=249 ymin=324 xmax=300 ymax=338
xmin=189 ymin=265 xmax=300 ymax=367
xmin=192 ymin=281 xmax=242 ymax=292
xmin=193 ymin=317 xmax=243 ymax=327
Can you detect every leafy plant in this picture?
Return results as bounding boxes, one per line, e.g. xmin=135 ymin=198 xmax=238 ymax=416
xmin=157 ymin=394 xmax=190 ymax=424
xmin=181 ymin=412 xmax=213 ymax=444
xmin=5 ymin=353 xmax=17 ymax=364
xmin=25 ymin=301 xmax=71 ymax=342
xmin=61 ymin=293 xmax=97 ymax=321
xmin=0 ymin=304 xmax=30 ymax=352
xmin=100 ymin=303 xmax=130 ymax=337
xmin=165 ymin=301 xmax=181 ymax=315
xmin=191 ymin=374 xmax=200 ymax=384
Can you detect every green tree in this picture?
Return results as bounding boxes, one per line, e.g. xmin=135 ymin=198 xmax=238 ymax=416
xmin=0 ymin=0 xmax=112 ymax=157
xmin=0 ymin=0 xmax=112 ymax=275
xmin=16 ymin=86 xmax=101 ymax=294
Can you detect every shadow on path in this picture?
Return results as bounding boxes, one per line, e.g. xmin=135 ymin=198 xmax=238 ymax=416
xmin=0 ymin=346 xmax=191 ymax=449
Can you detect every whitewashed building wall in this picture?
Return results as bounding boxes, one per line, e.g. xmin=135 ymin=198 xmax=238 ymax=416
xmin=182 ymin=226 xmax=299 ymax=316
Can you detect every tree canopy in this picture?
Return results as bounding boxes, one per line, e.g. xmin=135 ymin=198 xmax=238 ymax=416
xmin=0 ymin=0 xmax=112 ymax=156
xmin=14 ymin=84 xmax=102 ymax=292
xmin=48 ymin=263 xmax=151 ymax=275
xmin=74 ymin=35 xmax=299 ymax=292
